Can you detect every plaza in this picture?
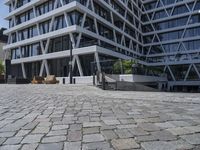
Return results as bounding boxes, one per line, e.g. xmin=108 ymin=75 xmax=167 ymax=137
xmin=0 ymin=84 xmax=199 ymax=149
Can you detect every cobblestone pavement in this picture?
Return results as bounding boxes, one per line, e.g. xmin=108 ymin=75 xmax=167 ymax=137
xmin=0 ymin=84 xmax=200 ymax=150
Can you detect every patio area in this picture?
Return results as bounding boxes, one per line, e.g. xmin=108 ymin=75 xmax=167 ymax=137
xmin=0 ymin=84 xmax=199 ymax=150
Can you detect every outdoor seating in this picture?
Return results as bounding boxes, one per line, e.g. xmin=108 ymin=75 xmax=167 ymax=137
xmin=43 ymin=75 xmax=59 ymax=84
xmin=31 ymin=76 xmax=44 ymax=84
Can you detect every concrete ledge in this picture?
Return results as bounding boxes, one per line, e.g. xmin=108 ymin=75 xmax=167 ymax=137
xmin=57 ymin=76 xmax=93 ymax=85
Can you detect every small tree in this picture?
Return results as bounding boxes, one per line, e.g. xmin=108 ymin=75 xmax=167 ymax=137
xmin=0 ymin=60 xmax=4 ymax=75
xmin=122 ymin=60 xmax=135 ymax=74
xmin=113 ymin=60 xmax=136 ymax=74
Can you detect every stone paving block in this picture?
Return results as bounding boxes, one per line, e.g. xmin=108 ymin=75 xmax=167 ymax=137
xmin=183 ymin=125 xmax=200 ymax=133
xmin=111 ymin=138 xmax=140 ymax=149
xmin=78 ymin=116 xmax=89 ymax=122
xmin=128 ymin=127 xmax=149 ymax=136
xmin=69 ymin=124 xmax=82 ymax=131
xmin=46 ymin=130 xmax=67 ymax=136
xmin=103 ymin=120 xmax=120 ymax=125
xmin=83 ymin=122 xmax=101 ymax=128
xmin=15 ymin=130 xmax=30 ymax=137
xmin=117 ymin=124 xmax=137 ymax=129
xmin=37 ymin=143 xmax=63 ymax=150
xmin=21 ymin=144 xmax=38 ymax=150
xmin=141 ymin=141 xmax=176 ymax=150
xmin=168 ymin=121 xmax=191 ymax=127
xmin=136 ymin=135 xmax=159 ymax=142
xmin=166 ymin=127 xmax=194 ymax=135
xmin=51 ymin=125 xmax=69 ymax=130
xmin=138 ymin=123 xmax=161 ymax=132
xmin=64 ymin=142 xmax=81 ymax=150
xmin=83 ymin=134 xmax=105 ymax=143
xmin=67 ymin=130 xmax=82 ymax=142
xmin=119 ymin=119 xmax=136 ymax=124
xmin=151 ymin=130 xmax=177 ymax=141
xmin=83 ymin=127 xmax=99 ymax=135
xmin=21 ymin=134 xmax=44 ymax=144
xmin=22 ymin=122 xmax=38 ymax=130
xmin=32 ymin=127 xmax=50 ymax=134
xmin=38 ymin=122 xmax=51 ymax=127
xmin=101 ymin=130 xmax=118 ymax=140
xmin=101 ymin=124 xmax=116 ymax=130
xmin=4 ymin=136 xmax=23 ymax=145
xmin=0 ymin=138 xmax=6 ymax=145
xmin=82 ymin=142 xmax=110 ymax=150
xmin=154 ymin=122 xmax=176 ymax=129
xmin=0 ymin=145 xmax=21 ymax=150
xmin=42 ymin=136 xmax=66 ymax=143
xmin=114 ymin=129 xmax=133 ymax=138
xmin=0 ymin=132 xmax=15 ymax=138
xmin=170 ymin=139 xmax=194 ymax=149
xmin=181 ymin=133 xmax=200 ymax=145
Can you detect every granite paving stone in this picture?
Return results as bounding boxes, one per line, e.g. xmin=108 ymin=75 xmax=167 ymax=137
xmin=0 ymin=145 xmax=21 ymax=150
xmin=83 ymin=134 xmax=105 ymax=143
xmin=3 ymin=136 xmax=23 ymax=145
xmin=42 ymin=136 xmax=66 ymax=143
xmin=181 ymin=133 xmax=200 ymax=145
xmin=83 ymin=122 xmax=101 ymax=128
xmin=141 ymin=141 xmax=176 ymax=150
xmin=101 ymin=130 xmax=118 ymax=140
xmin=83 ymin=127 xmax=99 ymax=134
xmin=154 ymin=122 xmax=176 ymax=129
xmin=128 ymin=127 xmax=149 ymax=136
xmin=103 ymin=120 xmax=120 ymax=125
xmin=32 ymin=127 xmax=50 ymax=134
xmin=21 ymin=144 xmax=38 ymax=150
xmin=21 ymin=134 xmax=44 ymax=144
xmin=67 ymin=130 xmax=82 ymax=142
xmin=46 ymin=130 xmax=68 ymax=136
xmin=37 ymin=143 xmax=63 ymax=150
xmin=0 ymin=85 xmax=200 ymax=149
xmin=82 ymin=141 xmax=111 ymax=150
xmin=0 ymin=132 xmax=16 ymax=138
xmin=51 ymin=125 xmax=69 ymax=130
xmin=114 ymin=129 xmax=134 ymax=138
xmin=166 ymin=127 xmax=194 ymax=135
xmin=138 ymin=123 xmax=161 ymax=132
xmin=150 ymin=130 xmax=177 ymax=141
xmin=0 ymin=138 xmax=6 ymax=145
xmin=64 ymin=142 xmax=81 ymax=150
xmin=15 ymin=130 xmax=30 ymax=137
xmin=111 ymin=138 xmax=140 ymax=149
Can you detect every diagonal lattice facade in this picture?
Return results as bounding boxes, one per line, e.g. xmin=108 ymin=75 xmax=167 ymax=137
xmin=3 ymin=0 xmax=200 ymax=88
xmin=3 ymin=0 xmax=144 ymax=78
xmin=142 ymin=0 xmax=200 ymax=88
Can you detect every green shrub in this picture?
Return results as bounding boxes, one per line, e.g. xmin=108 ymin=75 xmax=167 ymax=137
xmin=0 ymin=61 xmax=4 ymax=75
xmin=113 ymin=60 xmax=136 ymax=74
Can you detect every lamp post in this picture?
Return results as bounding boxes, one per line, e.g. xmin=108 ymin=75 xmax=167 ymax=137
xmin=69 ymin=39 xmax=73 ymax=84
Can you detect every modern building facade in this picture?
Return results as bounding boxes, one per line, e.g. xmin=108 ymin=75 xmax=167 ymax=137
xmin=143 ymin=0 xmax=200 ymax=90
xmin=0 ymin=28 xmax=8 ymax=61
xmin=3 ymin=0 xmax=200 ymax=90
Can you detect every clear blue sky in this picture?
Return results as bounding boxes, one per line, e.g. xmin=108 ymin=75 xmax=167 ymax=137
xmin=0 ymin=1 xmax=8 ymax=29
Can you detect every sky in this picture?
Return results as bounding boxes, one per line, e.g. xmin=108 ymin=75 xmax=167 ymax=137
xmin=0 ymin=1 xmax=9 ymax=29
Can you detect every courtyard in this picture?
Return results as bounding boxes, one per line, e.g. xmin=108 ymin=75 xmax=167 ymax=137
xmin=0 ymin=85 xmax=199 ymax=150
